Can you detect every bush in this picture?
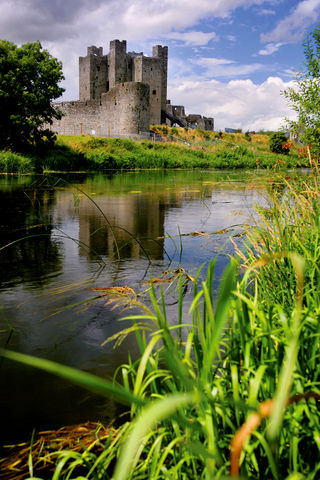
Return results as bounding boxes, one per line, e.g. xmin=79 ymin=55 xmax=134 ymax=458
xmin=269 ymin=132 xmax=289 ymax=154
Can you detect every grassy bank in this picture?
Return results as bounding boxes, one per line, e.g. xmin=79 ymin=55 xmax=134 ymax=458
xmin=1 ymin=169 xmax=319 ymax=479
xmin=0 ymin=127 xmax=308 ymax=173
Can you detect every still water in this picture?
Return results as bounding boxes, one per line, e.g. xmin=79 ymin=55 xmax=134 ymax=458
xmin=0 ymin=170 xmax=271 ymax=443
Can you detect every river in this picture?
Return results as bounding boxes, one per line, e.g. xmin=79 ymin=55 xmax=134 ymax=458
xmin=0 ymin=169 xmax=274 ymax=443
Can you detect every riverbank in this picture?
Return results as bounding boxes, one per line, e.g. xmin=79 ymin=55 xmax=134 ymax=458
xmin=1 ymin=168 xmax=319 ymax=479
xmin=0 ymin=127 xmax=307 ymax=173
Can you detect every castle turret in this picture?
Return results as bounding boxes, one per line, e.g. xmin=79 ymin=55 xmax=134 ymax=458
xmin=79 ymin=46 xmax=108 ymax=101
xmin=152 ymin=45 xmax=168 ymax=110
xmin=108 ymin=40 xmax=128 ymax=89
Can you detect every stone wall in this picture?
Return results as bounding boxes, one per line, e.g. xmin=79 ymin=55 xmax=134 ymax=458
xmin=165 ymin=101 xmax=214 ymax=131
xmin=51 ymin=82 xmax=150 ymax=136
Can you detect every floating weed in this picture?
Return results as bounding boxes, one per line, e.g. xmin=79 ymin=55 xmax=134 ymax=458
xmin=143 ymin=267 xmax=194 ymax=286
xmin=89 ymin=286 xmax=138 ymax=309
xmin=0 ymin=422 xmax=117 ymax=480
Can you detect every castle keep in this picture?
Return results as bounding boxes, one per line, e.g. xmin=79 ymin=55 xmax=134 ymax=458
xmin=50 ymin=40 xmax=214 ymax=137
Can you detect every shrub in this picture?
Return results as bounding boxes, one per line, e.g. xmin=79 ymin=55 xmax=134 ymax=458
xmin=269 ymin=132 xmax=289 ymax=155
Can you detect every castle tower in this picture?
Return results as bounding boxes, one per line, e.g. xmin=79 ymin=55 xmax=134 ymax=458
xmin=152 ymin=45 xmax=168 ymax=110
xmin=79 ymin=46 xmax=108 ymax=101
xmin=108 ymin=40 xmax=128 ymax=89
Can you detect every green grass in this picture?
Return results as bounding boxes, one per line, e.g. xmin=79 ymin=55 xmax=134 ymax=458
xmin=0 ymin=127 xmax=308 ymax=172
xmin=1 ymin=168 xmax=320 ymax=478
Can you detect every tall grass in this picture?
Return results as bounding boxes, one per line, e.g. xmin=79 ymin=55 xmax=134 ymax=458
xmin=1 ymin=171 xmax=320 ymax=478
xmin=0 ymin=151 xmax=33 ymax=173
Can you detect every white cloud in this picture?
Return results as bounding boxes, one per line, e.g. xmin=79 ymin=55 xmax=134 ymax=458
xmin=168 ymin=76 xmax=297 ymax=131
xmin=261 ymin=0 xmax=320 ymax=43
xmin=193 ymin=57 xmax=264 ymax=77
xmin=162 ymin=31 xmax=218 ymax=46
xmin=258 ymin=8 xmax=276 ymax=15
xmin=121 ymin=0 xmax=269 ymax=35
xmin=197 ymin=58 xmax=236 ymax=65
xmin=0 ymin=0 xmax=270 ymax=45
xmin=257 ymin=42 xmax=284 ymax=55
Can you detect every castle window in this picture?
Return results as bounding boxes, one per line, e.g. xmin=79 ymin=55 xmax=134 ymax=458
xmin=152 ymin=89 xmax=156 ymax=95
xmin=97 ymin=65 xmax=100 ymax=72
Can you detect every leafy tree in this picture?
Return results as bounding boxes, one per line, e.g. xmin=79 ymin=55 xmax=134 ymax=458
xmin=282 ymin=24 xmax=320 ymax=158
xmin=0 ymin=40 xmax=64 ymax=150
xmin=269 ymin=131 xmax=289 ymax=154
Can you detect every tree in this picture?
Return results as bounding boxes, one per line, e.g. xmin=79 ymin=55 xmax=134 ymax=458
xmin=0 ymin=40 xmax=64 ymax=150
xmin=282 ymin=24 xmax=320 ymax=158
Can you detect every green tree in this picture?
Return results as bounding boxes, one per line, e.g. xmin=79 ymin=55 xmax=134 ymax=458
xmin=282 ymin=24 xmax=320 ymax=157
xmin=0 ymin=40 xmax=64 ymax=150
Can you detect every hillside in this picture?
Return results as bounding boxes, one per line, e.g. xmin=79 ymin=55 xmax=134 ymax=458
xmin=0 ymin=126 xmax=308 ymax=173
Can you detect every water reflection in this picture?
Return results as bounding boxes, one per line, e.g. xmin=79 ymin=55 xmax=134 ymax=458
xmin=0 ymin=170 xmax=272 ymax=443
xmin=76 ymin=193 xmax=166 ymax=260
xmin=0 ymin=185 xmax=62 ymax=288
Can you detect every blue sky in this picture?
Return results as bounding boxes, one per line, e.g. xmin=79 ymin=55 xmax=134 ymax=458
xmin=1 ymin=0 xmax=320 ymax=130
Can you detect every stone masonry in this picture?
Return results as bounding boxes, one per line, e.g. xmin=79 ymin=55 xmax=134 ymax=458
xmin=50 ymin=40 xmax=214 ymax=137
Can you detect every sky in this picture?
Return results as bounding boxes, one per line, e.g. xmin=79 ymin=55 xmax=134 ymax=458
xmin=1 ymin=0 xmax=320 ymax=131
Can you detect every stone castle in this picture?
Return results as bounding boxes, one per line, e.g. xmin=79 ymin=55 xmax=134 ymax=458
xmin=50 ymin=40 xmax=214 ymax=137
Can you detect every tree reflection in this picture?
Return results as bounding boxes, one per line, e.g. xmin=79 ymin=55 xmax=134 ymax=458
xmin=0 ymin=186 xmax=62 ymax=287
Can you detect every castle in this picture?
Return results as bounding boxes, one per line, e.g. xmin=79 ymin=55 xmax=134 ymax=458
xmin=50 ymin=40 xmax=214 ymax=138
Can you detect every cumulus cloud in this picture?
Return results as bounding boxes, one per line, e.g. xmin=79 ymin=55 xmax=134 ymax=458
xmin=0 ymin=0 xmax=269 ymax=45
xmin=261 ymin=0 xmax=320 ymax=44
xmin=168 ymin=76 xmax=296 ymax=131
xmin=0 ymin=0 xmax=111 ymax=42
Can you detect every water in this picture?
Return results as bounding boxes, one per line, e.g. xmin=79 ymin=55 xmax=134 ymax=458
xmin=0 ymin=169 xmax=272 ymax=444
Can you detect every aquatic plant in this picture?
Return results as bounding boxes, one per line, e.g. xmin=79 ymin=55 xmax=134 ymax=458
xmin=2 ymin=250 xmax=320 ymax=478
